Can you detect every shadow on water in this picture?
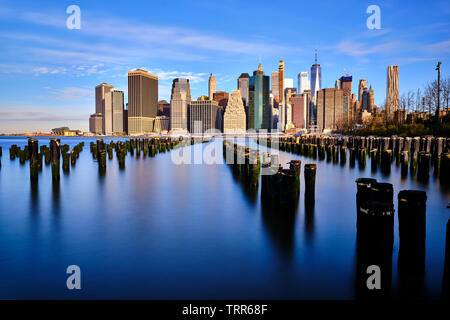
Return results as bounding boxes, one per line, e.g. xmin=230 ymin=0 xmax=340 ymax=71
xmin=261 ymin=200 xmax=297 ymax=261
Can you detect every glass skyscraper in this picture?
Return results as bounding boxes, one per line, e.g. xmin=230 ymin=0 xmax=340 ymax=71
xmin=248 ymin=64 xmax=271 ymax=131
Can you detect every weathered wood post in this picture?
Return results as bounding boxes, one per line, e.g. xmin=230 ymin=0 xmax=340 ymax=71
xmin=50 ymin=138 xmax=60 ymax=181
xmin=417 ymin=151 xmax=431 ymax=181
xmin=304 ymin=164 xmax=317 ymax=204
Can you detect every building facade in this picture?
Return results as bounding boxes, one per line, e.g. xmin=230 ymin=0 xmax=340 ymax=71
xmin=94 ymin=83 xmax=114 ymax=134
xmin=188 ymin=100 xmax=219 ymax=134
xmin=223 ymin=90 xmax=246 ymax=133
xmin=170 ymin=78 xmax=191 ymax=133
xmin=127 ymin=69 xmax=158 ymax=135
xmin=316 ymin=88 xmax=344 ymax=132
xmin=89 ymin=113 xmax=103 ymax=135
xmin=237 ymin=73 xmax=250 ymax=107
xmin=386 ymin=65 xmax=399 ymax=120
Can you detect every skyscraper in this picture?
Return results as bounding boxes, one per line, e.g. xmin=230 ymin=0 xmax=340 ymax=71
xmin=284 ymin=87 xmax=297 ymax=129
xmin=310 ymin=49 xmax=322 ymax=98
xmin=316 ymin=88 xmax=344 ymax=132
xmin=278 ymin=61 xmax=285 ymax=105
xmin=188 ymin=100 xmax=218 ymax=134
xmin=112 ymin=89 xmax=124 ymax=134
xmin=213 ymin=91 xmax=229 ymax=132
xmin=291 ymin=91 xmax=311 ymax=129
xmin=237 ymin=73 xmax=250 ymax=107
xmin=208 ymin=74 xmax=216 ymax=100
xmin=339 ymin=76 xmax=352 ymax=97
xmin=128 ymin=69 xmax=158 ymax=135
xmin=298 ymin=72 xmax=310 ymax=94
xmin=94 ymin=83 xmax=114 ymax=134
xmin=170 ymin=78 xmax=191 ymax=133
xmin=271 ymin=71 xmax=280 ymax=99
xmin=223 ymin=90 xmax=246 ymax=133
xmin=386 ymin=65 xmax=399 ymax=120
xmin=358 ymin=79 xmax=367 ymax=102
xmin=248 ymin=63 xmax=271 ymax=131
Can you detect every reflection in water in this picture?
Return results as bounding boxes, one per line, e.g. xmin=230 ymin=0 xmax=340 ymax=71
xmin=230 ymin=167 xmax=258 ymax=204
xmin=261 ymin=200 xmax=296 ymax=260
xmin=304 ymin=202 xmax=315 ymax=242
xmin=52 ymin=179 xmax=61 ymax=214
xmin=30 ymin=179 xmax=39 ymax=214
xmin=444 ymin=218 xmax=450 ymax=299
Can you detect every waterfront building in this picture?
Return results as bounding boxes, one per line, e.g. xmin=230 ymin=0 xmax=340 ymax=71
xmin=386 ymin=66 xmax=399 ymax=120
xmin=154 ymin=116 xmax=170 ymax=133
xmin=128 ymin=69 xmax=158 ymax=135
xmin=208 ymin=74 xmax=216 ymax=100
xmin=237 ymin=73 xmax=250 ymax=107
xmin=170 ymin=78 xmax=191 ymax=133
xmin=89 ymin=113 xmax=103 ymax=135
xmin=223 ymin=90 xmax=246 ymax=134
xmin=188 ymin=100 xmax=219 ymax=134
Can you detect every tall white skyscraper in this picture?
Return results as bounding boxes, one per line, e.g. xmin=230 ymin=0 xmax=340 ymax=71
xmin=298 ymin=72 xmax=310 ymax=94
xmin=310 ymin=49 xmax=322 ymax=98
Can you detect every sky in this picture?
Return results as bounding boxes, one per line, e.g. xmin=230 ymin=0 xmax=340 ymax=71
xmin=0 ymin=0 xmax=449 ymax=133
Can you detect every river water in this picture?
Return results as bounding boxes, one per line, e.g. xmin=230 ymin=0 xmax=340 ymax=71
xmin=0 ymin=136 xmax=448 ymax=299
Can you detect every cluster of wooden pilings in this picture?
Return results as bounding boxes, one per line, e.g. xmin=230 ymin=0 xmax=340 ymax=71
xmin=354 ymin=177 xmax=429 ymax=298
xmin=222 ymin=140 xmax=261 ymax=199
xmin=257 ymin=135 xmax=450 ymax=183
xmin=6 ymin=138 xmax=84 ymax=181
xmin=90 ymin=137 xmax=209 ymax=172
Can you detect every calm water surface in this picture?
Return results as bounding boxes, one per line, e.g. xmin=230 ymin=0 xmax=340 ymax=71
xmin=0 ymin=136 xmax=448 ymax=299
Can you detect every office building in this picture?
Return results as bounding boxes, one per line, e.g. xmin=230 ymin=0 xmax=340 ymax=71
xmin=298 ymin=72 xmax=310 ymax=94
xmin=284 ymin=87 xmax=297 ymax=129
xmin=237 ymin=73 xmax=250 ymax=107
xmin=128 ymin=69 xmax=158 ymax=135
xmin=291 ymin=90 xmax=311 ymax=129
xmin=223 ymin=90 xmax=246 ymax=133
xmin=111 ymin=89 xmax=124 ymax=134
xmin=271 ymin=71 xmax=279 ymax=99
xmin=316 ymin=88 xmax=344 ymax=132
xmin=170 ymin=78 xmax=191 ymax=133
xmin=89 ymin=113 xmax=103 ymax=135
xmin=358 ymin=79 xmax=367 ymax=102
xmin=158 ymin=100 xmax=170 ymax=117
xmin=248 ymin=63 xmax=271 ymax=131
xmin=188 ymin=100 xmax=219 ymax=134
xmin=95 ymin=83 xmax=114 ymax=134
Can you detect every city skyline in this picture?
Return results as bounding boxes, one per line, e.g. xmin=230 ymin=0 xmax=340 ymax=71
xmin=0 ymin=0 xmax=449 ymax=132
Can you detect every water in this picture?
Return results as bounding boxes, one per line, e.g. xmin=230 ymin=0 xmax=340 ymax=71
xmin=0 ymin=136 xmax=448 ymax=299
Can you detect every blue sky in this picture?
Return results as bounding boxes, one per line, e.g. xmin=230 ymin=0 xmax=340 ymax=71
xmin=0 ymin=0 xmax=449 ymax=133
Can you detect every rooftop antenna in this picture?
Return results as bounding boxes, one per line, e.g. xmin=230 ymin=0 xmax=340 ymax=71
xmin=315 ymin=48 xmax=318 ymax=65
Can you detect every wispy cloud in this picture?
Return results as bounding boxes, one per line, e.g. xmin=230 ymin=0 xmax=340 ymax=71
xmin=44 ymin=86 xmax=94 ymax=101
